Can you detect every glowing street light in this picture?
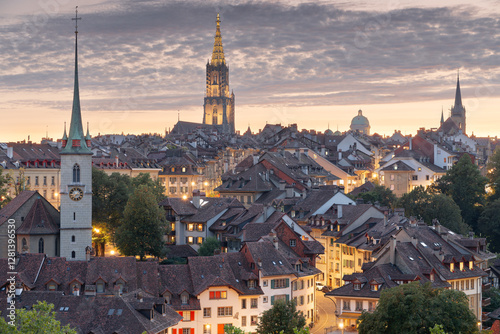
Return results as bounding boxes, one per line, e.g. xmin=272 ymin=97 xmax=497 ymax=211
xmin=339 ymin=321 xmax=344 ymax=334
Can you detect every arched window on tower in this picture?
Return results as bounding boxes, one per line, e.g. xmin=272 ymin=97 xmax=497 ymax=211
xmin=212 ymin=108 xmax=218 ymax=125
xmin=39 ymin=238 xmax=44 ymax=253
xmin=73 ymin=164 xmax=80 ymax=183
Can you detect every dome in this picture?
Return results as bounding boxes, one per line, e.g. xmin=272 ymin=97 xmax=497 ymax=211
xmin=351 ymin=109 xmax=370 ymax=126
xmin=325 ymin=129 xmax=334 ymax=136
xmin=333 ymin=130 xmax=342 ymax=136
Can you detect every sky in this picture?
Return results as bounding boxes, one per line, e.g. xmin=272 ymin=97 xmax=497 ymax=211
xmin=1 ymin=0 xmax=500 ymax=142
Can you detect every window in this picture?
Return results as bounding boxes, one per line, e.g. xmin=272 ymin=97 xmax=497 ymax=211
xmin=197 ymin=237 xmax=204 ymax=244
xmin=390 ymin=184 xmax=395 ymax=191
xmin=203 ymin=308 xmax=211 ymax=317
xmin=217 ymin=307 xmax=232 ymax=317
xmin=461 ymin=280 xmax=464 ymax=291
xmin=183 ymin=311 xmax=191 ymax=321
xmin=426 ymin=175 xmax=430 ymax=181
xmin=187 ymin=224 xmax=194 ymax=231
xmin=271 ymin=279 xmax=289 ymax=289
xmin=412 ymin=175 xmax=418 ymax=181
xmin=182 ymin=329 xmax=190 ymax=334
xmin=471 ymin=279 xmax=474 ymax=290
xmin=241 ymin=316 xmax=247 ymax=327
xmin=368 ymin=301 xmax=375 ymax=312
xmin=290 ymin=239 xmax=296 ymax=247
xmin=356 ymin=301 xmax=363 ymax=311
xmin=27 ymin=176 xmax=30 ymax=185
xmin=71 ymin=251 xmax=76 ymax=259
xmin=51 ymin=190 xmax=55 ymax=199
xmin=51 ymin=176 xmax=55 ymax=185
xmin=170 ymin=177 xmax=177 ymax=183
xmin=71 ymin=235 xmax=76 ymax=243
xmin=466 ymin=279 xmax=469 ymax=290
xmin=209 ymin=291 xmax=227 ymax=299
xmin=263 ymin=280 xmax=268 ymax=287
xmin=169 ymin=187 xmax=176 ymax=194
xmin=186 ymin=236 xmax=194 ymax=244
xmin=197 ymin=224 xmax=204 ymax=231
xmin=164 ymin=293 xmax=171 ymax=304
xmin=353 ymin=283 xmax=361 ymax=290
xmin=182 ymin=167 xmax=186 ymax=173
xmin=203 ymin=324 xmax=211 ymax=334
xmin=48 ymin=283 xmax=56 ymax=291
xmin=96 ymin=280 xmax=105 ymax=293
xmin=263 ymin=296 xmax=268 ymax=303
xmin=390 ymin=174 xmax=395 ymax=181
xmin=35 ymin=176 xmax=39 ymax=185
xmin=248 ymin=280 xmax=256 ymax=289
xmin=251 ymin=298 xmax=258 ymax=309
xmin=242 ymin=299 xmax=246 ymax=309
xmin=251 ymin=316 xmax=258 ymax=326
xmin=343 ymin=300 xmax=350 ymax=310
xmin=73 ymin=164 xmax=80 ymax=183
xmin=180 ymin=177 xmax=188 ymax=183
xmin=300 ymin=296 xmax=304 ymax=305
xmin=43 ymin=176 xmax=47 ymax=185
xmin=43 ymin=190 xmax=47 ymax=198
xmin=39 ymin=238 xmax=44 ymax=253
xmin=181 ymin=293 xmax=189 ymax=304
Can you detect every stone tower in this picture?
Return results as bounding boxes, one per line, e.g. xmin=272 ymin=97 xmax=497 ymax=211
xmin=202 ymin=14 xmax=235 ymax=134
xmin=450 ymin=73 xmax=466 ymax=134
xmin=59 ymin=9 xmax=93 ymax=261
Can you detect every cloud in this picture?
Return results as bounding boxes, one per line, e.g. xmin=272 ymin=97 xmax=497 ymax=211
xmin=1 ymin=0 xmax=500 ymax=125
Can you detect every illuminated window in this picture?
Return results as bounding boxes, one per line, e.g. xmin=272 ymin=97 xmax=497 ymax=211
xmin=209 ymin=291 xmax=227 ymax=299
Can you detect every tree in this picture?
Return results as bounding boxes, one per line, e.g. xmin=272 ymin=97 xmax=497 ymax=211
xmin=224 ymin=324 xmax=247 ymax=334
xmin=0 ymin=301 xmax=76 ymax=333
xmin=487 ymin=146 xmax=500 ymax=202
xmin=6 ymin=168 xmax=30 ymax=197
xmin=256 ymin=299 xmax=306 ymax=334
xmin=198 ymin=237 xmax=221 ymax=256
xmin=478 ymin=199 xmax=500 ymax=252
xmin=432 ymin=154 xmax=487 ymax=231
xmin=357 ymin=282 xmax=478 ymax=334
xmin=397 ymin=186 xmax=470 ymax=234
xmin=355 ymin=184 xmax=396 ymax=208
xmin=114 ymin=184 xmax=168 ymax=260
xmin=0 ymin=166 xmax=11 ymax=209
xmin=131 ymin=173 xmax=166 ymax=203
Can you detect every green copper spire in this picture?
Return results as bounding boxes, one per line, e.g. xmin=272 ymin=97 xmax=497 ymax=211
xmin=452 ymin=71 xmax=463 ymax=116
xmin=61 ymin=7 xmax=92 ymax=155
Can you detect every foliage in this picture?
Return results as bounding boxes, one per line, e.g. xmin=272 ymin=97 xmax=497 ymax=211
xmin=6 ymin=168 xmax=30 ymax=197
xmin=483 ymin=287 xmax=500 ymax=314
xmin=256 ymin=299 xmax=306 ymax=334
xmin=477 ymin=199 xmax=500 ymax=253
xmin=224 ymin=324 xmax=247 ymax=334
xmin=487 ymin=146 xmax=500 ymax=202
xmin=198 ymin=237 xmax=221 ymax=256
xmin=357 ymin=282 xmax=478 ymax=334
xmin=0 ymin=166 xmax=11 ymax=209
xmin=396 ymin=186 xmax=470 ymax=234
xmin=131 ymin=173 xmax=166 ymax=203
xmin=429 ymin=324 xmax=446 ymax=334
xmin=355 ymin=184 xmax=396 ymax=208
xmin=432 ymin=154 xmax=487 ymax=231
xmin=0 ymin=301 xmax=76 ymax=333
xmin=114 ymin=184 xmax=168 ymax=260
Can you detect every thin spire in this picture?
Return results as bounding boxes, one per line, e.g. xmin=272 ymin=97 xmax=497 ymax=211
xmin=85 ymin=122 xmax=91 ymax=140
xmin=440 ymin=106 xmax=444 ymax=124
xmin=61 ymin=6 xmax=91 ymax=154
xmin=62 ymin=122 xmax=68 ymax=140
xmin=211 ymin=13 xmax=225 ymax=66
xmin=453 ymin=70 xmax=463 ymax=113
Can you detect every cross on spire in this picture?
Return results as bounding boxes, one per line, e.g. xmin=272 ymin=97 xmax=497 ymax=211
xmin=72 ymin=6 xmax=81 ymax=34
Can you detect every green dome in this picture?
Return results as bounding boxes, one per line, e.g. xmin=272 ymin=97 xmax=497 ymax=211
xmin=325 ymin=129 xmax=334 ymax=136
xmin=351 ymin=109 xmax=369 ymax=126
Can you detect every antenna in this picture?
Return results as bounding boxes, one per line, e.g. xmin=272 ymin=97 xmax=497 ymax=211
xmin=72 ymin=6 xmax=81 ymax=34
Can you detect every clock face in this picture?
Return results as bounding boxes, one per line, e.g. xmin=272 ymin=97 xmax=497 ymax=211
xmin=69 ymin=187 xmax=84 ymax=201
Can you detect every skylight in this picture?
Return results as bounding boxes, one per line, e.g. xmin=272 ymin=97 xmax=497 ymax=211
xmin=420 ymin=242 xmax=428 ymax=247
xmin=408 ymin=256 xmax=414 ymax=261
xmin=116 ymin=309 xmax=123 ymax=316
xmin=108 ymin=309 xmax=115 ymax=316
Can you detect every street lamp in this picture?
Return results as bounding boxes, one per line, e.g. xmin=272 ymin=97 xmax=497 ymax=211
xmin=339 ymin=321 xmax=344 ymax=334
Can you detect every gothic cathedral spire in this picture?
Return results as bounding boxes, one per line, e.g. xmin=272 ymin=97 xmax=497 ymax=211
xmin=202 ymin=13 xmax=235 ymax=134
xmin=450 ymin=71 xmax=466 ymax=134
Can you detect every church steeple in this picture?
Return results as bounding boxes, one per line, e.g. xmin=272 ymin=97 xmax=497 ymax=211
xmin=440 ymin=107 xmax=444 ymax=125
xmin=211 ymin=13 xmax=225 ymax=66
xmin=61 ymin=7 xmax=91 ymax=155
xmin=453 ymin=71 xmax=463 ymax=114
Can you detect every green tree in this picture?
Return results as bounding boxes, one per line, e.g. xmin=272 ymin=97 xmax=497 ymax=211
xmin=198 ymin=237 xmax=221 ymax=256
xmin=0 ymin=301 xmax=76 ymax=333
xmin=0 ymin=166 xmax=11 ymax=209
xmin=6 ymin=168 xmax=30 ymax=197
xmin=224 ymin=324 xmax=246 ymax=334
xmin=487 ymin=146 xmax=500 ymax=202
xmin=115 ymin=184 xmax=169 ymax=260
xmin=256 ymin=299 xmax=306 ymax=334
xmin=432 ymin=154 xmax=487 ymax=231
xmin=355 ymin=184 xmax=396 ymax=208
xmin=478 ymin=199 xmax=500 ymax=252
xmin=131 ymin=173 xmax=166 ymax=203
xmin=397 ymin=186 xmax=470 ymax=234
xmin=357 ymin=282 xmax=478 ymax=334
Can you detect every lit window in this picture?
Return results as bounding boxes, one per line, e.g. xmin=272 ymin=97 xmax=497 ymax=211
xmin=209 ymin=291 xmax=227 ymax=299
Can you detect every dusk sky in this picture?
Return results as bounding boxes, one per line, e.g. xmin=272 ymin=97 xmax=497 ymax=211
xmin=1 ymin=0 xmax=500 ymax=142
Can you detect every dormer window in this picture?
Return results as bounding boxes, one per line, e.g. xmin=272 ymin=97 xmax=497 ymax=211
xmin=72 ymin=284 xmax=80 ymax=296
xmin=469 ymin=261 xmax=473 ymax=270
xmin=450 ymin=263 xmax=455 ymax=272
xmin=370 ymin=284 xmax=379 ymax=291
xmin=248 ymin=280 xmax=256 ymax=289
xmin=459 ymin=262 xmax=464 ymax=271
xmin=164 ymin=292 xmax=171 ymax=304
xmin=115 ymin=278 xmax=125 ymax=293
xmin=96 ymin=279 xmax=105 ymax=293
xmin=181 ymin=292 xmax=189 ymax=305
xmin=47 ymin=282 xmax=57 ymax=291
xmin=354 ymin=283 xmax=361 ymax=290
xmin=430 ymin=273 xmax=435 ymax=282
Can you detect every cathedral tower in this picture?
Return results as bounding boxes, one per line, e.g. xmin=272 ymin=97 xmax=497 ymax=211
xmin=450 ymin=73 xmax=466 ymax=134
xmin=202 ymin=14 xmax=235 ymax=134
xmin=59 ymin=8 xmax=93 ymax=261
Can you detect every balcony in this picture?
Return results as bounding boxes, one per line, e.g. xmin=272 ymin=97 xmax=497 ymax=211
xmin=483 ymin=297 xmax=491 ymax=307
xmin=483 ymin=282 xmax=491 ymax=291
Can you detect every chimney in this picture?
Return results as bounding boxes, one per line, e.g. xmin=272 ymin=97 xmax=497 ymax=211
xmin=192 ymin=190 xmax=201 ymax=209
xmin=115 ymin=155 xmax=119 ymax=166
xmin=320 ymin=146 xmax=326 ymax=156
xmin=409 ymin=136 xmax=413 ymax=150
xmin=285 ymin=185 xmax=293 ymax=198
xmin=279 ymin=180 xmax=286 ymax=191
xmin=294 ymin=149 xmax=300 ymax=158
xmin=390 ymin=237 xmax=397 ymax=265
xmin=6 ymin=146 xmax=13 ymax=159
xmin=273 ymin=237 xmax=278 ymax=249
xmin=338 ymin=150 xmax=342 ymax=161
xmin=337 ymin=205 xmax=343 ymax=219
xmin=383 ymin=214 xmax=388 ymax=227
xmin=409 ymin=217 xmax=417 ymax=227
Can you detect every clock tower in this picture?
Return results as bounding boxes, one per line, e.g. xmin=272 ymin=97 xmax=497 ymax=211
xmin=59 ymin=8 xmax=93 ymax=261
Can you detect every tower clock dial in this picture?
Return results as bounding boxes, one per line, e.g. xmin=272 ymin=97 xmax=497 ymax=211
xmin=69 ymin=187 xmax=84 ymax=201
